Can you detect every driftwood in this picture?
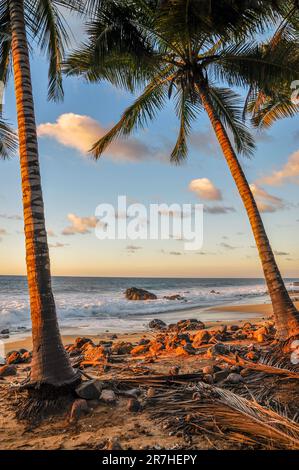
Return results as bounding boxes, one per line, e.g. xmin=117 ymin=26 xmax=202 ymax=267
xmin=218 ymin=354 xmax=299 ymax=379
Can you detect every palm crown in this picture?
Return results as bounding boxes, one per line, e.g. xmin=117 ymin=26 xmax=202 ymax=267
xmin=66 ymin=0 xmax=299 ymax=163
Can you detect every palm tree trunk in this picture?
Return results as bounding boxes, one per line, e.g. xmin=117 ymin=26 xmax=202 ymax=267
xmin=198 ymin=82 xmax=299 ymax=343
xmin=9 ymin=0 xmax=78 ymax=386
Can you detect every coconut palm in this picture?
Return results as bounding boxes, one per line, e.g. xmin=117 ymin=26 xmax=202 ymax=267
xmin=0 ymin=118 xmax=17 ymax=158
xmin=0 ymin=0 xmax=84 ymax=391
xmin=66 ymin=0 xmax=299 ymax=345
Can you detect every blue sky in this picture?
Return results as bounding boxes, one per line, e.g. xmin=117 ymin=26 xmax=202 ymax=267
xmin=0 ymin=16 xmax=298 ymax=278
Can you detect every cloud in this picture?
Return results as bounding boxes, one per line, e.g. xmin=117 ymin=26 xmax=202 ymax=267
xmin=49 ymin=242 xmax=69 ymax=248
xmin=62 ymin=213 xmax=99 ymax=235
xmin=189 ymin=178 xmax=222 ymax=201
xmin=37 ymin=113 xmax=161 ymax=163
xmin=204 ymin=205 xmax=235 ymax=214
xmin=219 ymin=242 xmax=237 ymax=250
xmin=258 ymin=150 xmax=299 ymax=186
xmin=250 ymin=184 xmax=285 ymax=213
xmin=274 ymin=250 xmax=290 ymax=256
xmin=0 ymin=213 xmax=22 ymax=220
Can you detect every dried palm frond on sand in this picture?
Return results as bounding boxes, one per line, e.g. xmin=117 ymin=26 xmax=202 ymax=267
xmin=145 ymin=382 xmax=299 ymax=449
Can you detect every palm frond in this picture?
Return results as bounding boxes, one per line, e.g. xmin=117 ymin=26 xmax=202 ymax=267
xmin=250 ymin=93 xmax=299 ymax=128
xmin=91 ymin=71 xmax=171 ymax=159
xmin=0 ymin=119 xmax=18 ymax=160
xmin=208 ymin=85 xmax=255 ymax=157
xmin=170 ymin=87 xmax=199 ymax=164
xmin=0 ymin=2 xmax=12 ymax=84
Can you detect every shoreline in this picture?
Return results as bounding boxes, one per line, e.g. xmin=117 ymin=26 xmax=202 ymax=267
xmin=3 ymin=300 xmax=298 ymax=353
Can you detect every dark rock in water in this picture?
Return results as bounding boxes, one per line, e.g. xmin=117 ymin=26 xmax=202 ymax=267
xmin=76 ymin=380 xmax=102 ymax=400
xmin=210 ymin=290 xmax=220 ymax=294
xmin=69 ymin=399 xmax=89 ymax=422
xmin=125 ymin=287 xmax=157 ymax=301
xmin=0 ymin=365 xmax=17 ymax=377
xmin=163 ymin=294 xmax=186 ymax=301
xmin=0 ymin=329 xmax=9 ymax=335
xmin=148 ymin=319 xmax=167 ymax=330
xmin=127 ymin=398 xmax=141 ymax=412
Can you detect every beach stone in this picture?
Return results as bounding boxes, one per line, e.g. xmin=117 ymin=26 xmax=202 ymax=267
xmin=192 ymin=330 xmax=211 ymax=347
xmin=176 ymin=319 xmax=205 ymax=331
xmin=226 ymin=373 xmax=244 ymax=384
xmin=147 ymin=387 xmax=156 ymax=398
xmin=169 ymin=366 xmax=180 ymax=375
xmin=138 ymin=338 xmax=150 ymax=346
xmin=229 ymin=325 xmax=240 ymax=332
xmin=21 ymin=351 xmax=31 ymax=363
xmin=127 ymin=398 xmax=141 ymax=412
xmin=131 ymin=344 xmax=150 ymax=356
xmin=217 ymin=325 xmax=227 ymax=334
xmin=148 ymin=319 xmax=167 ymax=330
xmin=243 ymin=322 xmax=253 ymax=330
xmin=74 ymin=337 xmax=93 ymax=349
xmin=100 ymin=389 xmax=116 ymax=404
xmin=183 ymin=343 xmax=196 ymax=355
xmin=203 ymin=374 xmax=214 ymax=384
xmin=125 ymin=287 xmax=157 ymax=301
xmin=202 ymin=365 xmax=215 ymax=375
xmin=163 ymin=294 xmax=185 ymax=301
xmin=75 ymin=379 xmax=102 ymax=400
xmin=0 ymin=365 xmax=17 ymax=377
xmin=209 ymin=343 xmax=230 ymax=356
xmin=0 ymin=329 xmax=9 ymax=335
xmin=6 ymin=351 xmax=22 ymax=365
xmin=69 ymin=399 xmax=89 ymax=422
xmin=213 ymin=369 xmax=229 ymax=382
xmin=111 ymin=341 xmax=133 ymax=355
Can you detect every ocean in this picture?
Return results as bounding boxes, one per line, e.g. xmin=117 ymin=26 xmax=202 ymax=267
xmin=0 ymin=276 xmax=298 ymax=335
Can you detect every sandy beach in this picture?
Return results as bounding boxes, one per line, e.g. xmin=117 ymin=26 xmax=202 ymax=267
xmin=2 ymin=300 xmax=290 ymax=353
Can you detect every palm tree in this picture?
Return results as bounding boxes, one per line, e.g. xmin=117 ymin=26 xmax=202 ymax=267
xmin=0 ymin=118 xmax=17 ymax=158
xmin=66 ymin=0 xmax=299 ymax=346
xmin=0 ymin=0 xmax=83 ymax=391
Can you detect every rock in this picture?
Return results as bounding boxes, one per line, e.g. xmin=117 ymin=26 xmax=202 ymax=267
xmin=0 ymin=365 xmax=17 ymax=377
xmin=176 ymin=319 xmax=205 ymax=331
xmin=202 ymin=365 xmax=215 ymax=375
xmin=138 ymin=338 xmax=150 ymax=346
xmin=163 ymin=294 xmax=185 ymax=301
xmin=75 ymin=380 xmax=102 ymax=400
xmin=243 ymin=322 xmax=253 ymax=330
xmin=6 ymin=351 xmax=22 ymax=365
xmin=111 ymin=341 xmax=133 ymax=355
xmin=229 ymin=325 xmax=240 ymax=332
xmin=210 ymin=290 xmax=220 ymax=294
xmin=256 ymin=333 xmax=265 ymax=343
xmin=100 ymin=389 xmax=116 ymax=404
xmin=230 ymin=365 xmax=242 ymax=373
xmin=209 ymin=343 xmax=230 ymax=356
xmin=192 ymin=330 xmax=211 ymax=347
xmin=169 ymin=366 xmax=180 ymax=375
xmin=183 ymin=343 xmax=196 ymax=355
xmin=69 ymin=399 xmax=89 ymax=422
xmin=127 ymin=398 xmax=141 ymax=412
xmin=0 ymin=329 xmax=9 ymax=335
xmin=83 ymin=344 xmax=107 ymax=362
xmin=217 ymin=325 xmax=227 ymax=334
xmin=125 ymin=287 xmax=157 ymax=301
xmin=74 ymin=337 xmax=93 ymax=349
xmin=175 ymin=345 xmax=190 ymax=356
xmin=147 ymin=387 xmax=156 ymax=398
xmin=213 ymin=369 xmax=229 ymax=382
xmin=21 ymin=351 xmax=31 ymax=363
xmin=131 ymin=344 xmax=150 ymax=356
xmin=105 ymin=438 xmax=123 ymax=450
xmin=225 ymin=373 xmax=244 ymax=384
xmin=203 ymin=374 xmax=214 ymax=384
xmin=148 ymin=319 xmax=166 ymax=330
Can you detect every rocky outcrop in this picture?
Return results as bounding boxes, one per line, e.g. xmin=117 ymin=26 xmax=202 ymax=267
xmin=125 ymin=287 xmax=157 ymax=301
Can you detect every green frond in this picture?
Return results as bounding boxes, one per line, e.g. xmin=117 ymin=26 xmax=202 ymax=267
xmin=0 ymin=3 xmax=12 ymax=84
xmin=0 ymin=119 xmax=18 ymax=160
xmin=208 ymin=85 xmax=255 ymax=157
xmin=249 ymin=93 xmax=299 ymax=128
xmin=91 ymin=71 xmax=171 ymax=159
xmin=170 ymin=87 xmax=199 ymax=164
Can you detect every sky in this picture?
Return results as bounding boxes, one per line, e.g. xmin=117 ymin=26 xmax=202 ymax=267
xmin=0 ymin=12 xmax=298 ymax=278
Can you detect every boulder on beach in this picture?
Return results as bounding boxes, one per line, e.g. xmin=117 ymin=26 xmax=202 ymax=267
xmin=125 ymin=287 xmax=157 ymax=301
xmin=148 ymin=319 xmax=167 ymax=330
